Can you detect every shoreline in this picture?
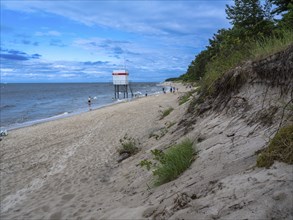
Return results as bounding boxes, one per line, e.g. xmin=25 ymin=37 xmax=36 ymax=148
xmin=1 ymin=82 xmax=166 ymax=132
xmin=2 ymin=91 xmax=164 ymax=132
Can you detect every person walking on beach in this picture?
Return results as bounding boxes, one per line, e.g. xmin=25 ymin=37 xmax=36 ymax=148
xmin=88 ymin=96 xmax=92 ymax=110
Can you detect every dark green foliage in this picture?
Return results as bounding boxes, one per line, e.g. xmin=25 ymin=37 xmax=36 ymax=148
xmin=257 ymin=125 xmax=293 ymax=168
xmin=179 ymin=0 xmax=292 ymax=89
xmin=226 ymin=0 xmax=264 ymax=28
xmin=270 ymin=0 xmax=291 ymax=15
xmin=165 ymin=77 xmax=181 ymax=82
xmin=278 ymin=3 xmax=293 ymax=30
xmin=182 ymin=50 xmax=213 ymax=82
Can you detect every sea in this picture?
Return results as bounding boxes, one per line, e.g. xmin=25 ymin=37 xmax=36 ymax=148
xmin=0 ymin=82 xmax=164 ymax=130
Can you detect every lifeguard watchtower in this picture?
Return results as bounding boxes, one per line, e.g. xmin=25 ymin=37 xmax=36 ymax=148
xmin=112 ymin=70 xmax=129 ymax=99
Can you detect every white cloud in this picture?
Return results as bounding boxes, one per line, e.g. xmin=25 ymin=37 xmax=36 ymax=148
xmin=35 ymin=30 xmax=61 ymax=36
xmin=1 ymin=0 xmax=232 ymax=82
xmin=1 ymin=68 xmax=14 ymax=72
xmin=59 ymin=73 xmax=78 ymax=78
xmin=2 ymin=0 xmax=229 ymax=36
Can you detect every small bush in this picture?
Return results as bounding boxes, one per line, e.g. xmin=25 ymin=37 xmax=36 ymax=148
xmin=257 ymin=125 xmax=293 ymax=168
xmin=140 ymin=139 xmax=196 ymax=186
xmin=160 ymin=107 xmax=174 ymax=120
xmin=118 ymin=134 xmax=139 ymax=155
xmin=140 ymin=159 xmax=152 ymax=171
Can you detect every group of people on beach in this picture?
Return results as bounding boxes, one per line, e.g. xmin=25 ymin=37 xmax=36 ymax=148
xmin=87 ymin=85 xmax=180 ymax=111
xmin=162 ymin=86 xmax=178 ymax=94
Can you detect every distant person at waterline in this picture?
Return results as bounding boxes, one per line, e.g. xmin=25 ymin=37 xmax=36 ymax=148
xmin=88 ymin=96 xmax=92 ymax=110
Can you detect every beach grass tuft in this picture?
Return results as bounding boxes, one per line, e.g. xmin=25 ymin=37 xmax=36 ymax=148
xmin=140 ymin=139 xmax=196 ymax=186
xmin=178 ymin=90 xmax=195 ymax=105
xmin=153 ymin=139 xmax=195 ymax=185
xmin=160 ymin=107 xmax=174 ymax=120
xmin=256 ymin=125 xmax=293 ymax=168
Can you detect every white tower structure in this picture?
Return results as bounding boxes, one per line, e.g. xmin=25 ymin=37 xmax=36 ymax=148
xmin=112 ymin=70 xmax=129 ymax=99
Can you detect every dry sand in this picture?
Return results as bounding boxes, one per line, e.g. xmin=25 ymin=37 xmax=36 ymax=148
xmin=1 ymin=82 xmax=292 ymax=220
xmin=0 ymin=83 xmax=189 ymax=219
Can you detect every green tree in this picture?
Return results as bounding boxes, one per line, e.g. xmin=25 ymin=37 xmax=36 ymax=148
xmin=226 ymin=0 xmax=264 ymax=28
xmin=226 ymin=0 xmax=274 ymax=37
xmin=270 ymin=0 xmax=291 ymax=15
xmin=270 ymin=0 xmax=293 ymax=30
xmin=182 ymin=49 xmax=213 ymax=82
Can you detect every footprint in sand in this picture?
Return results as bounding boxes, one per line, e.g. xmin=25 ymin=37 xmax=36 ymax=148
xmin=61 ymin=194 xmax=75 ymax=201
xmin=41 ymin=205 xmax=50 ymax=212
xmin=50 ymin=211 xmax=62 ymax=220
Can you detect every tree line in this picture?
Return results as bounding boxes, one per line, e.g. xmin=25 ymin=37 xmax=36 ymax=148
xmin=178 ymin=0 xmax=292 ymax=83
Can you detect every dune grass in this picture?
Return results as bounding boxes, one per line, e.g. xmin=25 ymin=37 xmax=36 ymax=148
xmin=178 ymin=90 xmax=195 ymax=105
xmin=257 ymin=124 xmax=293 ymax=168
xmin=160 ymin=107 xmax=174 ymax=120
xmin=251 ymin=30 xmax=293 ymax=60
xmin=199 ymin=30 xmax=293 ymax=96
xmin=152 ymin=139 xmax=196 ymax=185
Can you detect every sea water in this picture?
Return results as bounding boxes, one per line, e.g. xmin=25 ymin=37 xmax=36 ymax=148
xmin=0 ymin=82 xmax=163 ymax=130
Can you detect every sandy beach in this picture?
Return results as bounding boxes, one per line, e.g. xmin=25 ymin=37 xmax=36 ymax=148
xmin=0 ymin=83 xmax=190 ymax=219
xmin=1 ymin=80 xmax=292 ymax=220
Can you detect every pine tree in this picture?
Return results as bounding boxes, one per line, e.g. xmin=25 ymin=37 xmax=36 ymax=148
xmin=226 ymin=0 xmax=275 ymax=37
xmin=270 ymin=0 xmax=291 ymax=15
xmin=270 ymin=0 xmax=293 ymax=30
xmin=226 ymin=0 xmax=264 ymax=29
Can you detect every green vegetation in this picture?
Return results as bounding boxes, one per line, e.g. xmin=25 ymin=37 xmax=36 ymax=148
xmin=200 ymin=29 xmax=292 ymax=96
xmin=257 ymin=124 xmax=293 ymax=168
xmin=176 ymin=0 xmax=293 ymax=100
xmin=178 ymin=91 xmax=195 ymax=105
xmin=165 ymin=77 xmax=182 ymax=82
xmin=160 ymin=107 xmax=174 ymax=120
xmin=118 ymin=133 xmax=140 ymax=156
xmin=251 ymin=30 xmax=293 ymax=59
xmin=140 ymin=139 xmax=196 ymax=186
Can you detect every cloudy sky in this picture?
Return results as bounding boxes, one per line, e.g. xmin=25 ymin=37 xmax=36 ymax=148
xmin=1 ymin=0 xmax=231 ymax=83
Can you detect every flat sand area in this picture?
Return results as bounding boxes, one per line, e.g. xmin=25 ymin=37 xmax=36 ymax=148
xmin=1 ymin=83 xmax=189 ymax=219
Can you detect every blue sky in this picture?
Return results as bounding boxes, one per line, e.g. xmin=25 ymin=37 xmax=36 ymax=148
xmin=1 ymin=0 xmax=231 ymax=83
